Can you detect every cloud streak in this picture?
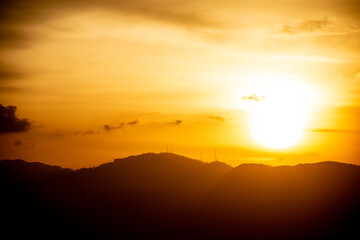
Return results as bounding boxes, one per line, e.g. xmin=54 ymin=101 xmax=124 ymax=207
xmin=309 ymin=129 xmax=360 ymax=135
xmin=0 ymin=0 xmax=220 ymax=50
xmin=242 ymin=94 xmax=265 ymax=102
xmin=208 ymin=115 xmax=225 ymax=122
xmin=104 ymin=119 xmax=139 ymax=131
xmin=103 ymin=123 xmax=125 ymax=131
xmin=281 ymin=19 xmax=330 ymax=34
xmin=0 ymin=0 xmax=223 ymax=89
xmin=127 ymin=120 xmax=139 ymax=125
xmin=166 ymin=120 xmax=183 ymax=125
xmin=280 ymin=17 xmax=359 ymax=35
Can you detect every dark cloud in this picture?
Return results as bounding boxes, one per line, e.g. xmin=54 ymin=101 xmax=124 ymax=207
xmin=51 ymin=120 xmax=138 ymax=136
xmin=103 ymin=123 xmax=124 ymax=131
xmin=127 ymin=120 xmax=139 ymax=125
xmin=309 ymin=129 xmax=360 ymax=135
xmin=167 ymin=120 xmax=183 ymax=125
xmin=79 ymin=130 xmax=101 ymax=135
xmin=104 ymin=120 xmax=139 ymax=131
xmin=13 ymin=139 xmax=22 ymax=146
xmin=52 ymin=129 xmax=101 ymax=136
xmin=104 ymin=119 xmax=183 ymax=129
xmin=242 ymin=94 xmax=265 ymax=102
xmin=208 ymin=115 xmax=225 ymax=122
xmin=0 ymin=104 xmax=31 ymax=133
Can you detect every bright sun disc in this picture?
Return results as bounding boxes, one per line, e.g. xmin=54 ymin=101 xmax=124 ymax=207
xmin=249 ymin=106 xmax=305 ymax=149
xmin=245 ymin=77 xmax=314 ymax=149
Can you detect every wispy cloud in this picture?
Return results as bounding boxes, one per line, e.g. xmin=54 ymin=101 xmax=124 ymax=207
xmin=0 ymin=0 xmax=221 ymax=51
xmin=280 ymin=18 xmax=358 ymax=35
xmin=104 ymin=119 xmax=139 ymax=131
xmin=103 ymin=123 xmax=125 ymax=131
xmin=166 ymin=120 xmax=183 ymax=125
xmin=242 ymin=94 xmax=265 ymax=102
xmin=309 ymin=129 xmax=360 ymax=135
xmin=127 ymin=120 xmax=139 ymax=125
xmin=0 ymin=0 xmax=224 ymax=87
xmin=0 ymin=61 xmax=25 ymax=82
xmin=208 ymin=115 xmax=225 ymax=122
xmin=281 ymin=19 xmax=330 ymax=34
xmin=77 ymin=130 xmax=101 ymax=135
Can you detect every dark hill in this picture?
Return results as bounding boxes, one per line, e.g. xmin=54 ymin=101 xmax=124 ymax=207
xmin=0 ymin=159 xmax=71 ymax=180
xmin=1 ymin=153 xmax=360 ymax=239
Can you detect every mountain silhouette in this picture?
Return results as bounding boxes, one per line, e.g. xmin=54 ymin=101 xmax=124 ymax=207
xmin=1 ymin=153 xmax=360 ymax=239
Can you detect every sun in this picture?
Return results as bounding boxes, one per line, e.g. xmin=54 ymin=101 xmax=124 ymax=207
xmin=249 ymin=103 xmax=305 ymax=149
xmin=242 ymin=75 xmax=315 ymax=149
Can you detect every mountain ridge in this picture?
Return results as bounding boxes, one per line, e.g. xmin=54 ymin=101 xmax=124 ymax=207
xmin=2 ymin=152 xmax=359 ymax=171
xmin=1 ymin=152 xmax=360 ymax=239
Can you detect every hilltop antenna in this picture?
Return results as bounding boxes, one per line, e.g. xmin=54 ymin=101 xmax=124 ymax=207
xmin=166 ymin=144 xmax=168 ymax=153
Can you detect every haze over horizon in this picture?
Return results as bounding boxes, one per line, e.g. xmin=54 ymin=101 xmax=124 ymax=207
xmin=1 ymin=0 xmax=360 ymax=168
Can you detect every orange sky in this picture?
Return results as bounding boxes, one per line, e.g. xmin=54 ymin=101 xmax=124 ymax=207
xmin=1 ymin=0 xmax=360 ymax=168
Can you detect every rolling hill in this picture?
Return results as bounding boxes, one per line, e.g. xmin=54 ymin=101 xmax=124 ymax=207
xmin=1 ymin=152 xmax=359 ymax=239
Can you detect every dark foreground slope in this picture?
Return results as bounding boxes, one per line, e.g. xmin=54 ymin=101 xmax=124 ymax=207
xmin=1 ymin=153 xmax=360 ymax=239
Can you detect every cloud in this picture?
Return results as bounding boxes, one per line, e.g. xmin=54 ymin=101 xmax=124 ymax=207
xmin=104 ymin=120 xmax=139 ymax=131
xmin=52 ymin=129 xmax=101 ymax=136
xmin=0 ymin=69 xmax=23 ymax=81
xmin=0 ymin=104 xmax=31 ymax=133
xmin=280 ymin=18 xmax=357 ymax=35
xmin=0 ymin=61 xmax=24 ymax=82
xmin=0 ymin=0 xmax=222 ymax=85
xmin=242 ymin=94 xmax=265 ymax=102
xmin=0 ymin=0 xmax=220 ymax=50
xmin=167 ymin=120 xmax=183 ymax=125
xmin=282 ymin=19 xmax=330 ymax=34
xmin=0 ymin=26 xmax=34 ymax=49
xmin=13 ymin=139 xmax=23 ymax=146
xmin=0 ymin=86 xmax=22 ymax=93
xmin=308 ymin=129 xmax=360 ymax=135
xmin=103 ymin=123 xmax=124 ymax=131
xmin=208 ymin=115 xmax=225 ymax=122
xmin=127 ymin=120 xmax=139 ymax=125
xmin=78 ymin=130 xmax=101 ymax=135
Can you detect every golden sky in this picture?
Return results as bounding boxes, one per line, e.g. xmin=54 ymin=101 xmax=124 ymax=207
xmin=1 ymin=0 xmax=360 ymax=168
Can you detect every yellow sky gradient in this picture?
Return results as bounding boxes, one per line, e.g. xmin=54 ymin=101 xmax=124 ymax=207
xmin=0 ymin=0 xmax=360 ymax=168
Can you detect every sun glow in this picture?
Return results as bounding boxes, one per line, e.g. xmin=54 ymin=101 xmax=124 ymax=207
xmin=242 ymin=75 xmax=316 ymax=149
